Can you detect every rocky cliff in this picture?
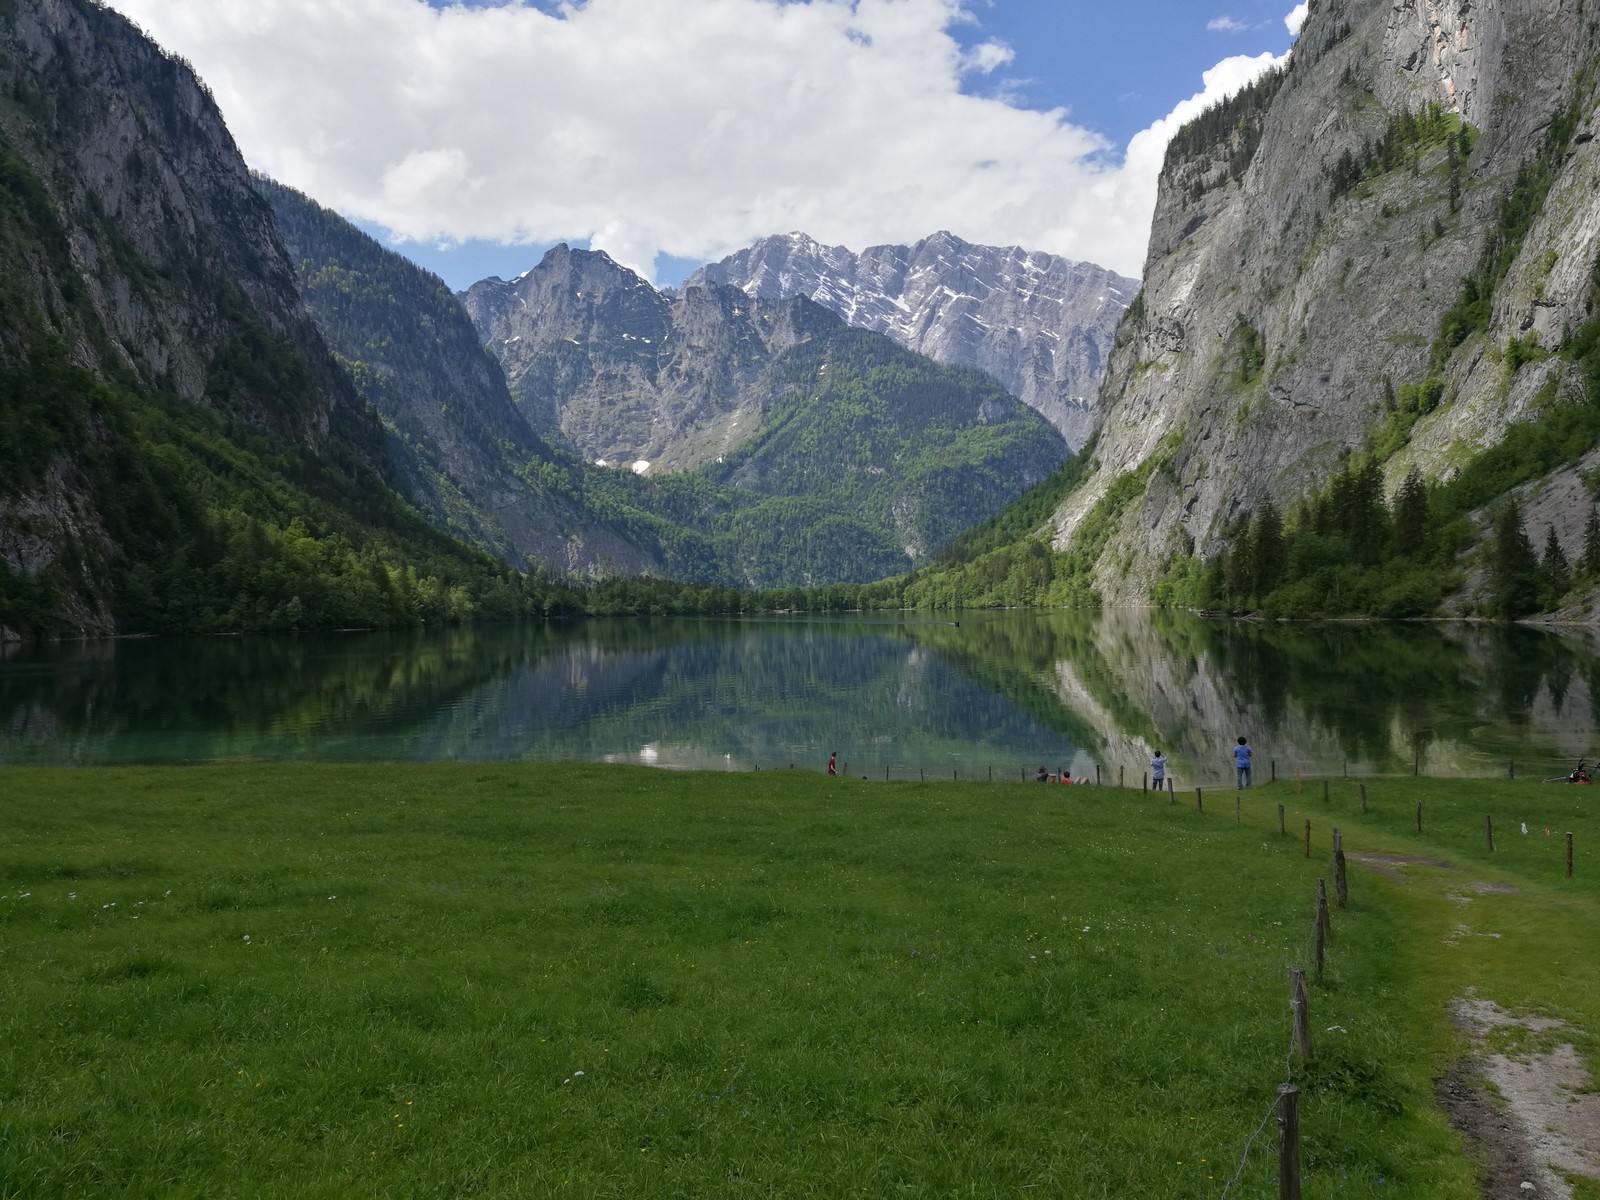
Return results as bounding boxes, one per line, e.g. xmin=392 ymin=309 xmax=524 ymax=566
xmin=463 ymin=245 xmax=843 ymax=473
xmin=1055 ymin=0 xmax=1600 ymax=605
xmin=688 ymin=231 xmax=1135 ymax=450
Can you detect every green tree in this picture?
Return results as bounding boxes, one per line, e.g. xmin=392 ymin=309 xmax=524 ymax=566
xmin=1489 ymin=500 xmax=1541 ymax=619
xmin=1392 ymin=469 xmax=1430 ymax=558
xmin=1580 ymin=506 xmax=1600 ymax=578
xmin=1251 ymin=501 xmax=1287 ymax=597
xmin=1541 ymin=525 xmax=1571 ymax=601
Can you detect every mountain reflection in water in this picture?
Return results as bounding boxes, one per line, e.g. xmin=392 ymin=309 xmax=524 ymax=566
xmin=1 ymin=613 xmax=1596 ymax=778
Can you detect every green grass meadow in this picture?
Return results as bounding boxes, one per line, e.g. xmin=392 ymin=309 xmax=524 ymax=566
xmin=1 ymin=764 xmax=1596 ymax=1198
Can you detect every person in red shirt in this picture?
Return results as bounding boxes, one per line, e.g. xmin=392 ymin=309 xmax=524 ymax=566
xmin=827 ymin=752 xmax=837 ymax=776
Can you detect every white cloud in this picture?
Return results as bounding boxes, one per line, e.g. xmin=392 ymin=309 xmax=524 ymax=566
xmin=101 ymin=0 xmax=1295 ymax=282
xmin=1285 ymin=3 xmax=1310 ymax=34
xmin=1207 ymin=16 xmax=1249 ymax=32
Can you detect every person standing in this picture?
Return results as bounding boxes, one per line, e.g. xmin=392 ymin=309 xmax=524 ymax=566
xmin=1150 ymin=749 xmax=1167 ymax=790
xmin=827 ymin=752 xmax=837 ymax=776
xmin=1233 ymin=737 xmax=1253 ymax=789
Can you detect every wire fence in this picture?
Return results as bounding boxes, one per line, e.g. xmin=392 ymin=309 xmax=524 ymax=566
xmin=750 ymin=749 xmax=1596 ymax=789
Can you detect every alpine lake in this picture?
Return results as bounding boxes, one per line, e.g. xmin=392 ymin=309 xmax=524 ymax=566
xmin=3 ymin=610 xmax=1596 ymax=784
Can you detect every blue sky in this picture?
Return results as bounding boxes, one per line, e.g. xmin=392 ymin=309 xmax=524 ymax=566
xmin=109 ymin=0 xmax=1302 ymax=290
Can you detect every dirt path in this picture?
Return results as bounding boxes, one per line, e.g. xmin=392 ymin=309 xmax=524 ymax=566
xmin=1347 ymin=852 xmax=1600 ymax=1197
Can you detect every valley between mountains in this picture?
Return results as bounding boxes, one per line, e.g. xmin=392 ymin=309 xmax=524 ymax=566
xmin=4 ymin=0 xmax=1600 ymax=639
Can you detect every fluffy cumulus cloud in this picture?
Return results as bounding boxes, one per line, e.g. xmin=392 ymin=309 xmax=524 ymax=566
xmin=104 ymin=0 xmax=1298 ymax=281
xmin=1285 ymin=3 xmax=1311 ymax=34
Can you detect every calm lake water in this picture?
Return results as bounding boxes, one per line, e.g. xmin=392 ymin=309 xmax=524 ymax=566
xmin=2 ymin=611 xmax=1597 ymax=783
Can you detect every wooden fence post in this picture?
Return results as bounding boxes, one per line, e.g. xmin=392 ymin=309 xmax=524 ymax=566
xmin=1333 ymin=828 xmax=1348 ymax=908
xmin=1143 ymin=772 xmax=1148 ymax=792
xmin=1277 ymin=803 xmax=1286 ymax=837
xmin=1278 ymin=1084 xmax=1302 ymax=1200
xmin=1317 ymin=878 xmax=1331 ymax=943
xmin=1304 ymin=819 xmax=1311 ymax=858
xmin=1195 ymin=787 xmax=1203 ymax=813
xmin=1314 ymin=887 xmax=1328 ymax=986
xmin=1119 ymin=765 xmax=1126 ymax=789
xmin=1568 ymin=832 xmax=1575 ymax=879
xmin=1484 ymin=814 xmax=1494 ymax=854
xmin=1271 ymin=759 xmax=1277 ymax=782
xmin=1359 ymin=782 xmax=1367 ymax=813
xmin=1416 ymin=801 xmax=1423 ymax=834
xmin=1236 ymin=794 xmax=1242 ymax=825
xmin=1095 ymin=764 xmax=1102 ymax=786
xmin=1167 ymin=777 xmax=1175 ymax=802
xmin=1289 ymin=968 xmax=1312 ymax=1060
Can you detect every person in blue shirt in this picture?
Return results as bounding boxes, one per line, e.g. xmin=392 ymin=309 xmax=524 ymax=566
xmin=1233 ymin=737 xmax=1253 ymax=789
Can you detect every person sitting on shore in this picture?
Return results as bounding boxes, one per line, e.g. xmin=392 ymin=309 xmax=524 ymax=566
xmin=1059 ymin=768 xmax=1074 ymax=785
xmin=1035 ymin=765 xmax=1050 ymax=782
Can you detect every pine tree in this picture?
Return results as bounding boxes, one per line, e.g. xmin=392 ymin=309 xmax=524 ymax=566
xmin=1392 ymin=469 xmax=1430 ymax=558
xmin=1580 ymin=506 xmax=1600 ymax=578
xmin=1225 ymin=526 xmax=1257 ymax=608
xmin=1490 ymin=500 xmax=1541 ymax=619
xmin=1251 ymin=500 xmax=1287 ymax=597
xmin=1542 ymin=525 xmax=1571 ymax=600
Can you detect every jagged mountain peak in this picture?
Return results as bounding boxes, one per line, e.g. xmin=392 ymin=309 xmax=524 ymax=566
xmin=687 ymin=232 xmax=1136 ymax=449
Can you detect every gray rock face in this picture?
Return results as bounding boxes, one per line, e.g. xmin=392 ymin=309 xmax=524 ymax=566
xmin=1055 ymin=0 xmax=1600 ymax=603
xmin=463 ymin=246 xmax=861 ymax=472
xmin=687 ymin=232 xmax=1135 ymax=450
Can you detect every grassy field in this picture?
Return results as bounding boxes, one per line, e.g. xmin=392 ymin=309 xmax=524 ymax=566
xmin=0 ymin=764 xmax=1595 ymax=1198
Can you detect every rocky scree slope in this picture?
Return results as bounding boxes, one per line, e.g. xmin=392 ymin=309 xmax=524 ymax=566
xmin=1052 ymin=0 xmax=1600 ymax=607
xmin=689 ymin=231 xmax=1134 ymax=451
xmin=0 ymin=0 xmax=533 ymax=639
xmin=255 ymin=179 xmax=664 ymax=579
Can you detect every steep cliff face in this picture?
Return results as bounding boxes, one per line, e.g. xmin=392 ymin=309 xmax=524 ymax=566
xmin=1058 ymin=0 xmax=1600 ymax=603
xmin=256 ymin=180 xmax=664 ymax=578
xmin=688 ymin=231 xmax=1134 ymax=450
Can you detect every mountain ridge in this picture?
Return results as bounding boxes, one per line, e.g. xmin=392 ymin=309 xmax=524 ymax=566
xmin=686 ymin=230 xmax=1135 ymax=450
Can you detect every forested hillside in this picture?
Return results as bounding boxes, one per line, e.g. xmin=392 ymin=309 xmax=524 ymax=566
xmin=256 ymin=178 xmax=668 ymax=579
xmin=0 ymin=0 xmax=555 ymax=638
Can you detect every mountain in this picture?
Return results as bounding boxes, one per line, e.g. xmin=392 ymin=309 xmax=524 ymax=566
xmin=461 ymin=247 xmax=1071 ymax=586
xmin=0 ymin=0 xmax=550 ymax=639
xmin=254 ymin=178 xmax=664 ymax=578
xmin=686 ymin=231 xmax=1136 ymax=450
xmin=901 ymin=0 xmax=1600 ymax=618
xmin=462 ymin=246 xmax=810 ymax=472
